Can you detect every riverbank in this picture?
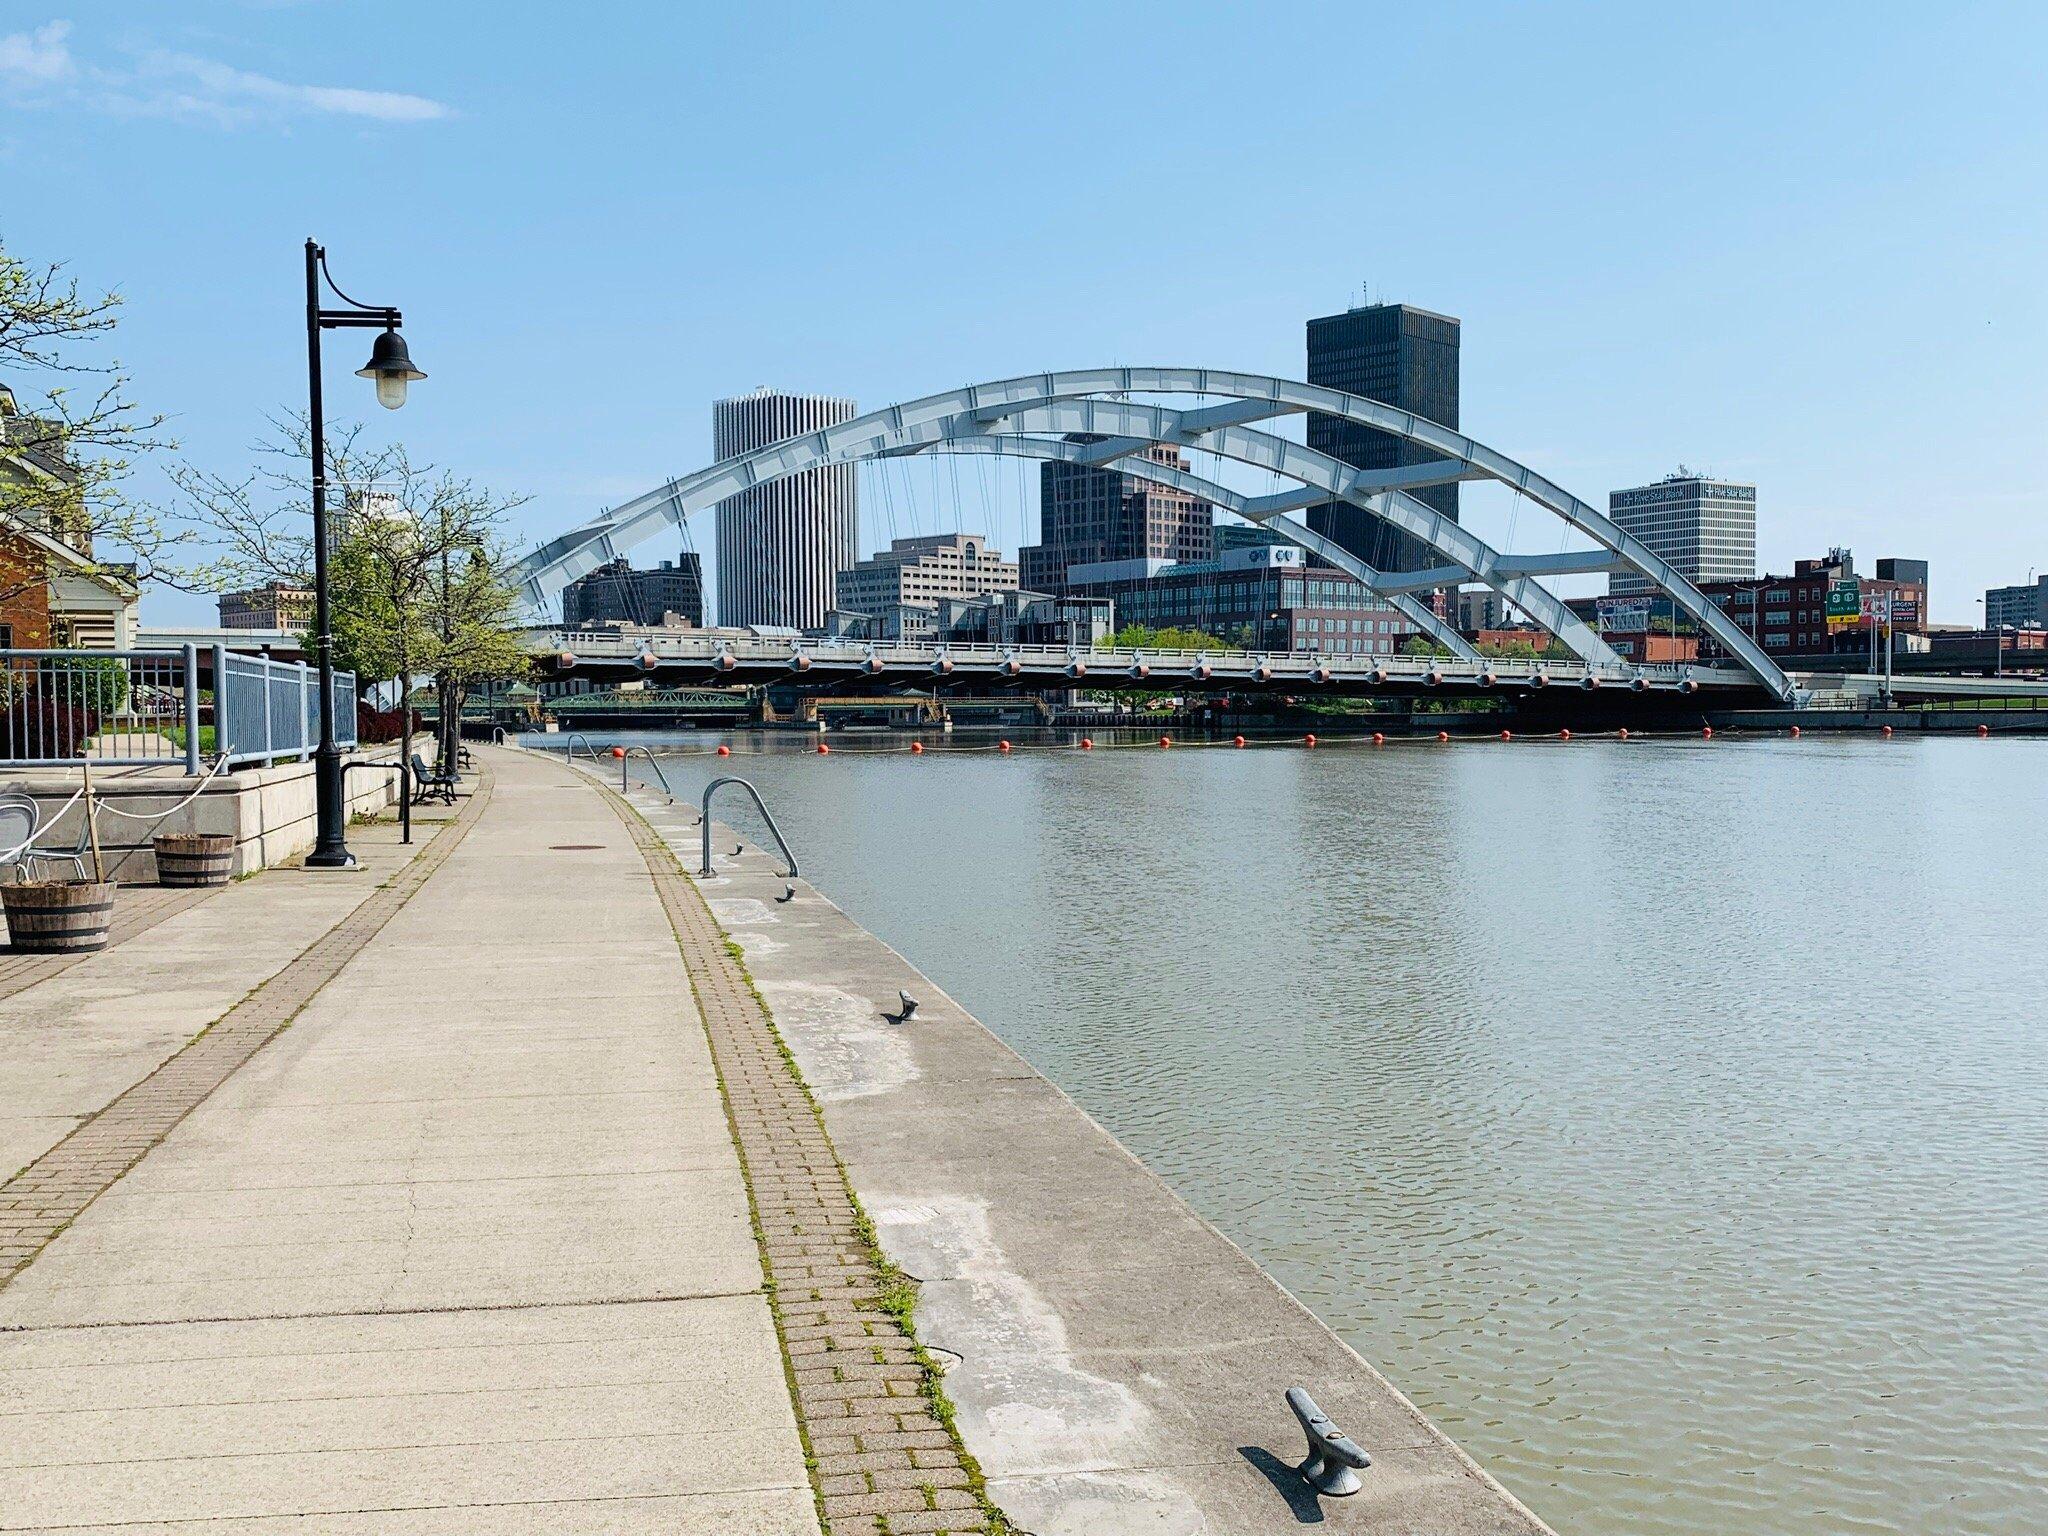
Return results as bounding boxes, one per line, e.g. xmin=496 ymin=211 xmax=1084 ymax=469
xmin=610 ymin=765 xmax=1556 ymax=1533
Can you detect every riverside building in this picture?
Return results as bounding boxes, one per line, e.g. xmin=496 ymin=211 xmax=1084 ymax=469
xmin=1020 ymin=436 xmax=1213 ymax=592
xmin=713 ymin=389 xmax=859 ymax=629
xmin=562 ymin=554 xmax=705 ymax=629
xmin=1062 ymin=542 xmax=1416 ymax=653
xmin=834 ymin=534 xmax=1019 ymax=614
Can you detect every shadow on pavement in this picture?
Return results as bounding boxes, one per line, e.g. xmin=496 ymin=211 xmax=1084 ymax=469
xmin=1238 ymin=1444 xmax=1325 ymax=1524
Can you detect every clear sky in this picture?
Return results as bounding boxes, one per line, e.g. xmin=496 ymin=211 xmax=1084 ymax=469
xmin=4 ymin=1 xmax=2044 ymax=626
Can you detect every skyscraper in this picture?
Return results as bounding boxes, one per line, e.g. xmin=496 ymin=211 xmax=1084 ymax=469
xmin=1606 ymin=471 xmax=1757 ymax=596
xmin=1304 ymin=302 xmax=1461 ymax=572
xmin=1019 ymin=436 xmax=1213 ymax=592
xmin=561 ymin=553 xmax=705 ymax=628
xmin=713 ymin=390 xmax=858 ymax=629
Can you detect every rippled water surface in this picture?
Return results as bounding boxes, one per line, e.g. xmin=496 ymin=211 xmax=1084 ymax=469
xmin=606 ymin=731 xmax=2048 ymax=1535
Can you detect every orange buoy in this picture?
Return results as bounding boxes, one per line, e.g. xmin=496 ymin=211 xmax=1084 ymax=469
xmin=1790 ymin=725 xmax=1802 ymax=738
xmin=1977 ymin=724 xmax=1990 ymax=738
xmin=1233 ymin=734 xmax=1246 ymax=748
xmin=910 ymin=741 xmax=925 ymax=755
xmin=610 ymin=746 xmax=625 ymax=759
xmin=816 ymin=742 xmax=830 ymax=755
xmin=1436 ymin=730 xmax=1449 ymax=743
xmin=1559 ymin=728 xmax=1571 ymax=741
xmin=1617 ymin=727 xmax=1630 ymax=740
xmin=715 ymin=744 xmax=731 ymax=757
xmin=1158 ymin=735 xmax=1172 ymax=749
xmin=1702 ymin=726 xmax=1714 ymax=739
xmin=1372 ymin=732 xmax=1385 ymax=746
xmin=1881 ymin=724 xmax=1894 ymax=738
xmin=1500 ymin=729 xmax=1513 ymax=742
xmin=1080 ymin=737 xmax=1094 ymax=750
xmin=1303 ymin=733 xmax=1317 ymax=747
xmin=999 ymin=739 xmax=1012 ymax=753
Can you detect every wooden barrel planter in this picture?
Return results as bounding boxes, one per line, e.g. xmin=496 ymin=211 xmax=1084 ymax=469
xmin=153 ymin=833 xmax=235 ymax=888
xmin=1 ymin=881 xmax=117 ymax=953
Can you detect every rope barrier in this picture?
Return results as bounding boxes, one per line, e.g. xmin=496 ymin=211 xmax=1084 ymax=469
xmin=1 ymin=751 xmax=236 ymax=868
xmin=91 ymin=751 xmax=237 ymax=820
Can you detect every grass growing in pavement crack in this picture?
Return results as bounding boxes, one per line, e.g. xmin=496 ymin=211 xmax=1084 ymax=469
xmin=622 ymin=793 xmax=1013 ymax=1535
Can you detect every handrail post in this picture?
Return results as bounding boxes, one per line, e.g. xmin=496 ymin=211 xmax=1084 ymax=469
xmin=181 ymin=645 xmax=202 ymax=777
xmin=211 ymin=644 xmax=229 ymax=767
xmin=259 ymin=652 xmax=275 ymax=765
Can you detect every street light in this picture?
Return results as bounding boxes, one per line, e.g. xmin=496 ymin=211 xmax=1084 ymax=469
xmin=356 ymin=328 xmax=425 ymax=410
xmin=303 ymin=238 xmax=425 ymax=869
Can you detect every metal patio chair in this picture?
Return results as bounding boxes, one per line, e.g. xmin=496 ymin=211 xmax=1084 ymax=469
xmin=0 ymin=792 xmax=90 ymax=883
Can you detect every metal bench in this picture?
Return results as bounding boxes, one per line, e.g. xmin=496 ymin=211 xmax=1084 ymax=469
xmin=409 ymin=752 xmax=458 ymax=806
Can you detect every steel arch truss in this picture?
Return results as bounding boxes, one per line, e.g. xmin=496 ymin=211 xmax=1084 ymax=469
xmin=512 ymin=368 xmax=1794 ymax=697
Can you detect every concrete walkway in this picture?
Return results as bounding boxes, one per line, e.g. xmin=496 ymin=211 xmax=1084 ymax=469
xmin=0 ymin=749 xmax=817 ymax=1531
xmin=1 ymin=819 xmax=431 ymax=1184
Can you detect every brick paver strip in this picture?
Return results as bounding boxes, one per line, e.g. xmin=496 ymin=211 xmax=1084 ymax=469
xmin=0 ymin=774 xmax=494 ymax=1286
xmin=0 ymin=882 xmax=220 ymax=1001
xmin=601 ymin=783 xmax=1003 ymax=1536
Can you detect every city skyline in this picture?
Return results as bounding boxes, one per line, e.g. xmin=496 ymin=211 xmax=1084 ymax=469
xmin=3 ymin=4 xmax=2043 ymax=628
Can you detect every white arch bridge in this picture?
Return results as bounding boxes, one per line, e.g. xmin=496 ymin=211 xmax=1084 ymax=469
xmin=509 ymin=368 xmax=1800 ymax=702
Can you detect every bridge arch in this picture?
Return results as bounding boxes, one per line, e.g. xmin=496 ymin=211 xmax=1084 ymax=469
xmin=512 ymin=368 xmax=1793 ymax=697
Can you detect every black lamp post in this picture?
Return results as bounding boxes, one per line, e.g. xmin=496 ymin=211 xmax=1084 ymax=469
xmin=303 ymin=238 xmax=425 ymax=869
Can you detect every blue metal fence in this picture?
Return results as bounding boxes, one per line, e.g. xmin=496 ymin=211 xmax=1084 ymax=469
xmin=0 ymin=646 xmax=356 ymax=772
xmin=215 ymin=646 xmax=357 ymax=767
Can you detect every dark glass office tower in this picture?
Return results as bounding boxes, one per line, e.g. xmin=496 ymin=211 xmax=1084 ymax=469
xmin=1304 ymin=303 xmax=1460 ymax=572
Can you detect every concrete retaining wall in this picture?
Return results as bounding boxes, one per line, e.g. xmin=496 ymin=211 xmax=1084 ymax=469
xmin=1 ymin=745 xmax=404 ymax=883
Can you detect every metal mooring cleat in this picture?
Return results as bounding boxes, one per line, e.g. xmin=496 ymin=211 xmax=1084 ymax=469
xmin=1287 ymin=1386 xmax=1370 ymax=1497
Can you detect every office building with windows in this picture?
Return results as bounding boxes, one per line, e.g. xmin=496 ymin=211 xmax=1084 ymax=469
xmin=834 ymin=533 xmax=1019 ymax=615
xmin=1062 ymin=542 xmax=1416 ymax=653
xmin=1304 ymin=302 xmax=1461 ymax=571
xmin=1607 ymin=471 xmax=1757 ymax=596
xmin=713 ymin=390 xmax=858 ymax=629
xmin=1986 ymin=574 xmax=2048 ymax=629
xmin=562 ymin=554 xmax=705 ymax=629
xmin=1020 ymin=436 xmax=1213 ymax=592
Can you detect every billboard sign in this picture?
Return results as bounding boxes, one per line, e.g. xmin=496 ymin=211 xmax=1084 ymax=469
xmin=1597 ymin=598 xmax=1651 ymax=634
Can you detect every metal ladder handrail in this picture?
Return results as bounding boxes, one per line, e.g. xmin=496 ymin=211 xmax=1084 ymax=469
xmin=562 ymin=732 xmax=603 ymax=766
xmin=699 ymin=775 xmax=799 ymax=879
xmin=622 ymin=745 xmax=680 ymax=802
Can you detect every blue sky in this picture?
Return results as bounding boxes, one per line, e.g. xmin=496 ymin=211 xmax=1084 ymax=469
xmin=4 ymin=1 xmax=2044 ymax=625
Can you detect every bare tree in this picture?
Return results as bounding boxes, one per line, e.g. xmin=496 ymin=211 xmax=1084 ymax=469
xmin=0 ymin=235 xmax=196 ymax=600
xmin=170 ymin=415 xmax=529 ymax=757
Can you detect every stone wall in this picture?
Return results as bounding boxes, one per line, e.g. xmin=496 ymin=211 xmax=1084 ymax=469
xmin=2 ymin=744 xmax=403 ymax=883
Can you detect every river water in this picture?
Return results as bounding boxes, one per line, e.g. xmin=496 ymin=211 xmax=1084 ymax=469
xmin=596 ymin=729 xmax=2046 ymax=1535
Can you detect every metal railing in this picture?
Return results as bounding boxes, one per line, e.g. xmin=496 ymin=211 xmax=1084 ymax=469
xmin=699 ymin=776 xmax=799 ymax=878
xmin=0 ymin=645 xmax=359 ymax=773
xmin=622 ymin=745 xmax=679 ymax=801
xmin=214 ymin=646 xmax=358 ymax=768
xmin=2 ymin=647 xmax=203 ymax=769
xmin=535 ymin=627 xmax=1760 ymax=692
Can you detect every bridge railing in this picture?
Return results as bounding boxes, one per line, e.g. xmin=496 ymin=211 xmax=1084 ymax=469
xmin=534 ymin=629 xmax=1734 ymax=685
